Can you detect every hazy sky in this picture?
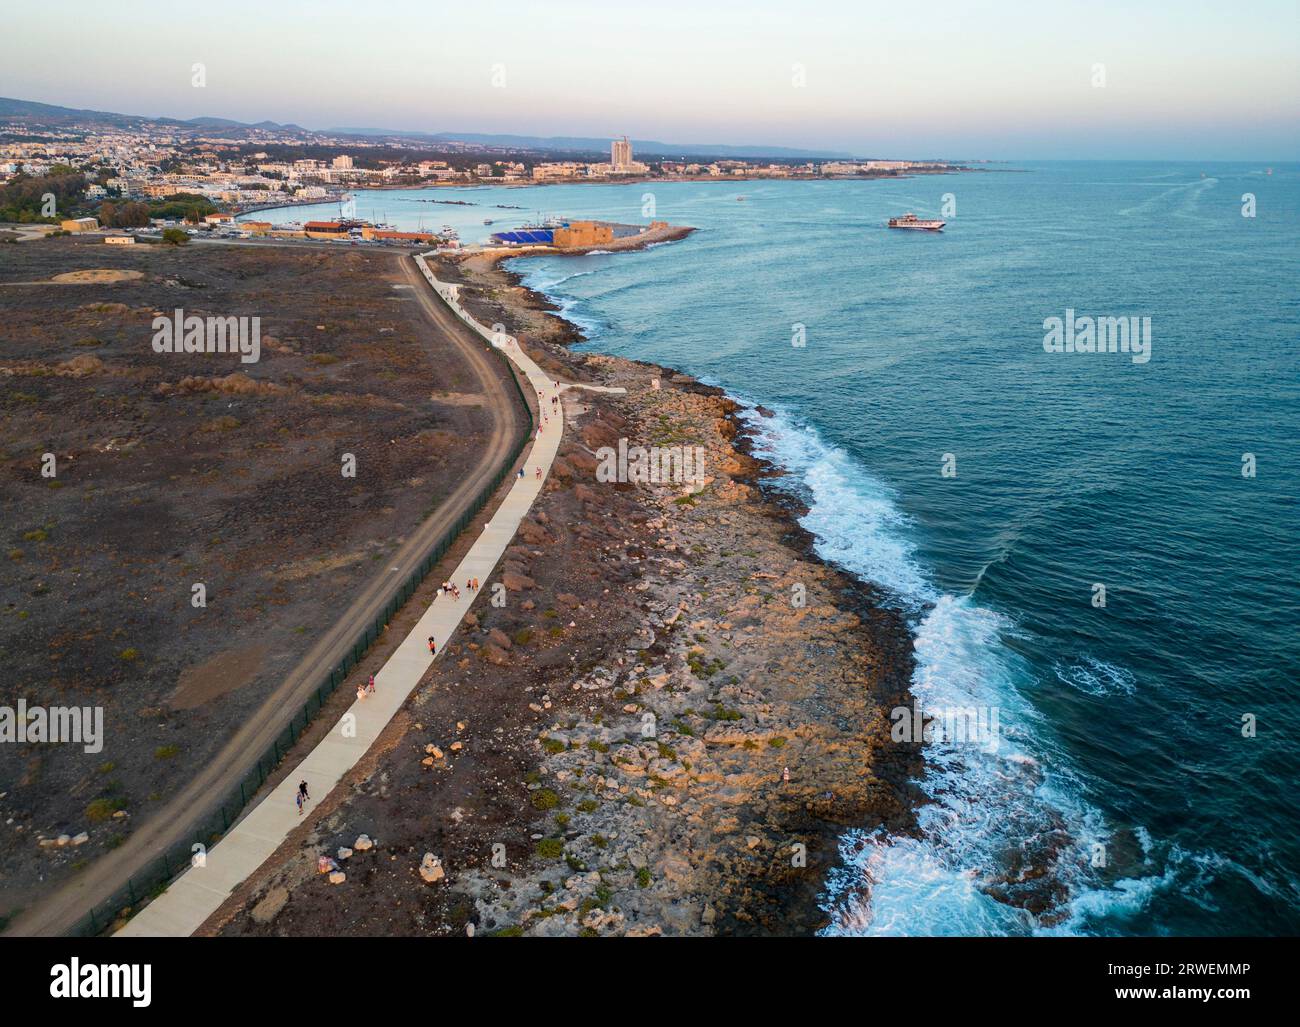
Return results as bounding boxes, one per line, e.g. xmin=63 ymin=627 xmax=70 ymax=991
xmin=6 ymin=0 xmax=1298 ymax=158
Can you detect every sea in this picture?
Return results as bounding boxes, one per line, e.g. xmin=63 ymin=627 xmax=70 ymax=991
xmin=249 ymin=162 xmax=1300 ymax=935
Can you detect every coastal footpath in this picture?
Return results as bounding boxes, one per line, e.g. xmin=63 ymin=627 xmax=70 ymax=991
xmin=191 ymin=242 xmax=922 ymax=936
xmin=116 ymin=259 xmax=580 ymax=936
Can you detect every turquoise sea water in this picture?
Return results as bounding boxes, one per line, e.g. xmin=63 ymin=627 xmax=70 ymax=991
xmin=256 ymin=165 xmax=1299 ymax=934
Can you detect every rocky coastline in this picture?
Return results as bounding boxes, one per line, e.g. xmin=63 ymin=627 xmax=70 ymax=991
xmin=202 ymin=241 xmax=923 ymax=937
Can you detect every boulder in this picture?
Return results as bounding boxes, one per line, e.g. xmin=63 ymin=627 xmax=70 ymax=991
xmin=502 ymin=571 xmax=536 ymax=591
xmin=354 ymin=834 xmax=374 ymax=851
xmin=419 ymin=853 xmax=446 ymax=884
xmin=328 ymin=871 xmax=346 ymax=885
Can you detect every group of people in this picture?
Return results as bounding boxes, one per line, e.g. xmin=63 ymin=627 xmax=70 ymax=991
xmin=437 ymin=577 xmax=479 ymax=602
xmin=355 ymin=672 xmax=376 ymax=703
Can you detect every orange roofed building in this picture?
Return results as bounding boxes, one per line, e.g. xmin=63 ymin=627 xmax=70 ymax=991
xmin=303 ymin=221 xmax=349 ymax=239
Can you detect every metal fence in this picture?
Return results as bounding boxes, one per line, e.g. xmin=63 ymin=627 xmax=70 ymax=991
xmin=65 ymin=276 xmax=534 ymax=936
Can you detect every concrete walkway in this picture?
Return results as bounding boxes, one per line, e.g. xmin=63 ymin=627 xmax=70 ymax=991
xmin=117 ymin=254 xmax=618 ymax=937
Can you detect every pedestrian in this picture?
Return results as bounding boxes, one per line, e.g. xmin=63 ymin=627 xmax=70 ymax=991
xmin=356 ymin=684 xmax=366 ymax=702
xmin=296 ymin=791 xmax=305 ymax=816
xmin=299 ymin=779 xmax=310 ymax=802
xmin=367 ymin=673 xmax=375 ymax=693
xmin=466 ymin=577 xmax=473 ymax=591
xmin=535 ymin=466 xmax=541 ymax=479
xmin=472 ymin=577 xmax=479 ymax=590
xmin=428 ymin=636 xmax=436 ymax=656
xmin=782 ymin=765 xmax=790 ymax=785
xmin=518 ymin=467 xmax=524 ymax=479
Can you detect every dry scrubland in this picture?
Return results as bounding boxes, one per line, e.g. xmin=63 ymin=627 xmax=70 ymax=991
xmin=0 ymin=238 xmax=495 ymax=919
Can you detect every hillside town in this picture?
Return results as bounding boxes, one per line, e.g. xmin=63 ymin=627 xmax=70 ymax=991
xmin=1 ymin=105 xmax=967 ymax=233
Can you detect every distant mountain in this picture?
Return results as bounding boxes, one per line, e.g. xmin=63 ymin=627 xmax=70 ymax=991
xmin=0 ymin=97 xmax=308 ymax=135
xmin=1 ymin=96 xmax=849 ymax=158
xmin=329 ymin=127 xmax=849 ymax=159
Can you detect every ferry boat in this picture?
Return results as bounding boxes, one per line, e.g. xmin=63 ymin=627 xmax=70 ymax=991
xmin=888 ymin=212 xmax=945 ymax=231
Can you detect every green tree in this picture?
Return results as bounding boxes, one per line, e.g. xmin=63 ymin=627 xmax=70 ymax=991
xmin=161 ymin=227 xmax=189 ymax=245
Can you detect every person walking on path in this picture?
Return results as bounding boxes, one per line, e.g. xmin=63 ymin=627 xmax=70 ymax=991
xmin=367 ymin=673 xmax=375 ymax=694
xmin=782 ymin=766 xmax=790 ymax=785
xmin=295 ymin=790 xmax=305 ymax=816
xmin=428 ymin=636 xmax=436 ymax=656
xmin=298 ymin=780 xmax=310 ymax=803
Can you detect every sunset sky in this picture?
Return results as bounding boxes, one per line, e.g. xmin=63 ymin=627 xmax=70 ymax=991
xmin=7 ymin=0 xmax=1298 ymax=158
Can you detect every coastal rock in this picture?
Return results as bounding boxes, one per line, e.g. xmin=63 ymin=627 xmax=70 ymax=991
xmin=419 ymin=853 xmax=446 ymax=884
xmin=354 ymin=834 xmax=374 ymax=851
xmin=328 ymin=871 xmax=346 ymax=885
xmin=502 ymin=571 xmax=536 ymax=591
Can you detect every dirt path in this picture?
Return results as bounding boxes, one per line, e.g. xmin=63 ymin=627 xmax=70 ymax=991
xmin=4 ymin=251 xmax=529 ymax=937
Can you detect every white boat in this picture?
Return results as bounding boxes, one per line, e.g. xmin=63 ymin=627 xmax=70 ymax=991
xmin=887 ymin=212 xmax=945 ymax=231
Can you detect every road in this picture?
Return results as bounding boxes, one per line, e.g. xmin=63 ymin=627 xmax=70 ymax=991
xmin=5 ymin=251 xmax=529 ymax=936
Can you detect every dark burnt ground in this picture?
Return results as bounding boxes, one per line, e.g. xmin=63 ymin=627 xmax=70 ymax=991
xmin=0 ymin=237 xmax=493 ymax=916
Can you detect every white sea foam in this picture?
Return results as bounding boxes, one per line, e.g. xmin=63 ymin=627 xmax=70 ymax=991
xmin=1053 ymin=656 xmax=1138 ymax=697
xmin=739 ymin=404 xmax=1171 ymax=935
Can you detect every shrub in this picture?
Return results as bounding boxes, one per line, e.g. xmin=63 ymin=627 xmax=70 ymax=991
xmin=85 ymin=798 xmax=119 ymax=822
xmin=536 ymin=838 xmax=563 ymax=859
xmin=530 ymin=788 xmax=560 ymax=810
xmin=161 ymin=227 xmax=189 ymax=245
